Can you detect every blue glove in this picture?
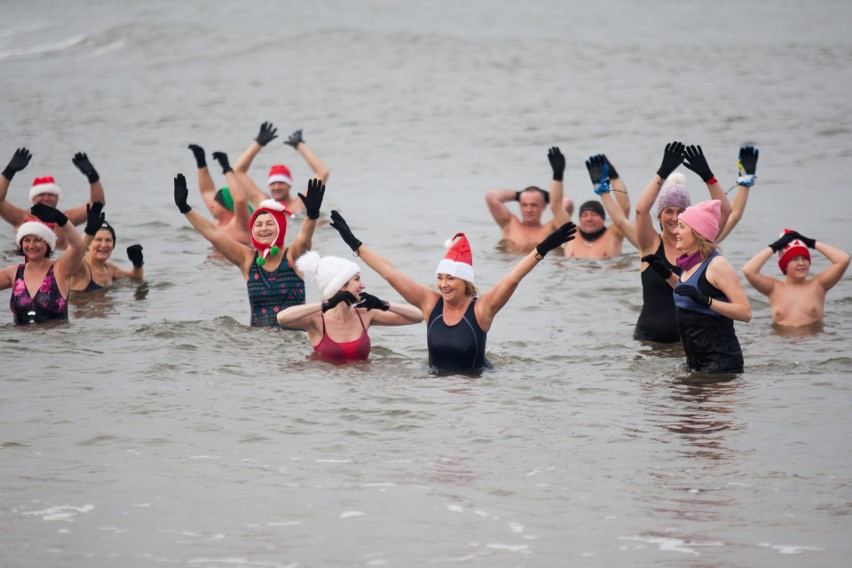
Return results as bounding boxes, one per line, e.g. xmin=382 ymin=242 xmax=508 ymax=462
xmin=594 ymin=163 xmax=611 ymax=195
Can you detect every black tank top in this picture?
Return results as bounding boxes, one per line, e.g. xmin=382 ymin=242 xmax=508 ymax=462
xmin=426 ymin=297 xmax=489 ymax=372
xmin=634 ymin=240 xmax=682 ymax=343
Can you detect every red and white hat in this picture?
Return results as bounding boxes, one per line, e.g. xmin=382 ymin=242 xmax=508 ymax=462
xmin=436 ymin=233 xmax=474 ymax=284
xmin=267 ymin=164 xmax=292 ymax=186
xmin=777 ymin=229 xmax=811 ymax=274
xmin=250 ymin=199 xmax=292 ymax=265
xmin=29 ymin=176 xmax=61 ymax=201
xmin=17 ymin=219 xmax=57 ymax=251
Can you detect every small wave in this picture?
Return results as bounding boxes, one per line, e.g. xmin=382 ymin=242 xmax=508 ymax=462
xmin=0 ymin=34 xmax=87 ymax=62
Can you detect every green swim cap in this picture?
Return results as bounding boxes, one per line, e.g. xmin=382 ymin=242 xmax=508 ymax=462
xmin=214 ymin=187 xmax=254 ymax=214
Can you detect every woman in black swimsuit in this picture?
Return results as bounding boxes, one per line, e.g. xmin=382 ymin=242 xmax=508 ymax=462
xmin=327 ymin=210 xmax=576 ymax=372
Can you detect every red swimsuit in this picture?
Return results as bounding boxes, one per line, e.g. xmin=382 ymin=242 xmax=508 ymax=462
xmin=313 ymin=310 xmax=371 ymax=363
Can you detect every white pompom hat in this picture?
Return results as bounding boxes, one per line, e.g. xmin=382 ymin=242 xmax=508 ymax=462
xmin=296 ymin=251 xmax=360 ymax=300
xmin=17 ymin=220 xmax=57 ymax=252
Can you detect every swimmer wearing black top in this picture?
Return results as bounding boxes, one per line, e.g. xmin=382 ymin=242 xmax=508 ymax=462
xmin=328 ymin=210 xmax=577 ymax=372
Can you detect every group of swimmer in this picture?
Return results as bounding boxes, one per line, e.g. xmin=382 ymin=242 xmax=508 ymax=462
xmin=1 ymin=122 xmax=849 ymax=374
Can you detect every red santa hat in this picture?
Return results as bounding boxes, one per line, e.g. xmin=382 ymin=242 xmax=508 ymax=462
xmin=17 ymin=219 xmax=57 ymax=252
xmin=777 ymin=229 xmax=811 ymax=274
xmin=267 ymin=164 xmax=292 ymax=186
xmin=436 ymin=233 xmax=474 ymax=284
xmin=250 ymin=199 xmax=293 ymax=266
xmin=29 ymin=176 xmax=62 ymax=201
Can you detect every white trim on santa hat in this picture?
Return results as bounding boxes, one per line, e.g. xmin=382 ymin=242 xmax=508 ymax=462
xmin=436 ymin=258 xmax=475 ymax=283
xmin=267 ymin=165 xmax=292 ymax=186
xmin=29 ymin=177 xmax=61 ymax=202
xmin=17 ymin=220 xmax=57 ymax=251
xmin=436 ymin=233 xmax=475 ymax=284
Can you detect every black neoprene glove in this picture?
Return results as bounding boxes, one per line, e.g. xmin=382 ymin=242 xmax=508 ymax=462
xmin=602 ymin=154 xmax=620 ymax=180
xmin=211 ymin=151 xmax=232 ymax=174
xmin=358 ymin=292 xmax=390 ymax=311
xmin=585 ymin=154 xmax=606 ymax=186
xmin=84 ymin=201 xmax=105 ymax=236
xmin=174 ymin=174 xmax=191 ymax=214
xmin=330 ymin=210 xmax=363 ymax=253
xmin=548 ymin=146 xmax=565 ymax=181
xmin=298 ymin=178 xmax=325 ymax=220
xmin=127 ymin=244 xmax=144 ymax=268
xmin=284 ymin=129 xmax=303 ymax=148
xmin=535 ymin=222 xmax=577 ymax=258
xmin=2 ymin=147 xmax=31 ymax=180
xmin=255 ymin=121 xmax=278 ymax=146
xmin=738 ymin=145 xmax=759 ymax=176
xmin=769 ymin=232 xmax=797 ymax=252
xmin=682 ymin=145 xmax=715 ymax=183
xmin=787 ymin=231 xmax=815 ymax=249
xmin=188 ymin=144 xmax=206 ymax=169
xmin=30 ymin=203 xmax=68 ymax=227
xmin=641 ymin=254 xmax=673 ymax=280
xmin=72 ymin=152 xmax=100 ymax=184
xmin=657 ymin=141 xmax=684 ymax=179
xmin=675 ymin=284 xmax=712 ymax=308
xmin=322 ymin=290 xmax=358 ymax=313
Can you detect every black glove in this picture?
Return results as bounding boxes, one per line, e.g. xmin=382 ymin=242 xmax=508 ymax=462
xmin=657 ymin=141 xmax=684 ymax=179
xmin=322 ymin=290 xmax=358 ymax=313
xmin=535 ymin=222 xmax=577 ymax=258
xmin=330 ymin=210 xmax=363 ymax=252
xmin=255 ymin=121 xmax=278 ymax=146
xmin=601 ymin=154 xmax=620 ymax=180
xmin=84 ymin=201 xmax=105 ymax=236
xmin=738 ymin=145 xmax=759 ymax=176
xmin=72 ymin=152 xmax=100 ymax=184
xmin=30 ymin=203 xmax=68 ymax=227
xmin=358 ymin=292 xmax=390 ymax=311
xmin=675 ymin=284 xmax=712 ymax=308
xmin=127 ymin=244 xmax=144 ymax=268
xmin=585 ymin=154 xmax=607 ymax=186
xmin=682 ymin=145 xmax=715 ymax=183
xmin=2 ymin=147 xmax=31 ymax=180
xmin=548 ymin=146 xmax=565 ymax=181
xmin=211 ymin=151 xmax=232 ymax=174
xmin=174 ymin=174 xmax=191 ymax=214
xmin=641 ymin=254 xmax=673 ymax=280
xmin=787 ymin=231 xmax=815 ymax=249
xmin=188 ymin=144 xmax=206 ymax=169
xmin=284 ymin=129 xmax=303 ymax=148
xmin=298 ymin=178 xmax=325 ymax=220
xmin=768 ymin=232 xmax=796 ymax=252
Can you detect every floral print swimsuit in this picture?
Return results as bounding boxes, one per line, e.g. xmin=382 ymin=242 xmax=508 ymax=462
xmin=10 ymin=263 xmax=68 ymax=324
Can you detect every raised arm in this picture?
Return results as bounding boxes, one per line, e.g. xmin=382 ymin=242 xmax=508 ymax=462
xmin=173 ymin=174 xmax=252 ymax=271
xmin=286 ymin=178 xmax=324 ymax=268
xmin=589 ymin=157 xmax=638 ymax=248
xmin=485 ymin=189 xmax=519 ymax=228
xmin=212 ymin=150 xmax=252 ymax=235
xmin=682 ymin=144 xmax=732 ymax=235
xmin=64 ymin=152 xmax=105 ymax=226
xmin=285 ymin=130 xmax=330 ymax=184
xmin=329 ymin=210 xmax=438 ymax=315
xmin=0 ymin=147 xmax=33 ymax=227
xmin=795 ymin=234 xmax=851 ymax=291
xmin=29 ymin=204 xmax=83 ymax=288
xmin=188 ymin=144 xmax=219 ymax=215
xmin=548 ymin=146 xmax=571 ymax=227
xmin=742 ymin=245 xmax=778 ymax=297
xmin=636 ymin=142 xmax=684 ymax=254
xmin=717 ymin=145 xmax=759 ymax=243
xmin=234 ymin=122 xmax=277 ymax=206
xmin=476 ymin=222 xmax=576 ymax=331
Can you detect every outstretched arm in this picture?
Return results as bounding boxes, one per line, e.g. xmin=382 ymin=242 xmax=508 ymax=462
xmin=285 ymin=130 xmax=330 ymax=184
xmin=234 ymin=122 xmax=277 ymax=206
xmin=212 ymin=151 xmax=252 ymax=237
xmin=0 ymin=147 xmax=33 ymax=227
xmin=717 ymin=146 xmax=759 ymax=243
xmin=65 ymin=152 xmax=105 ymax=226
xmin=636 ymin=142 xmax=684 ymax=255
xmin=476 ymin=222 xmax=576 ymax=331
xmin=188 ymin=144 xmax=219 ymax=216
xmin=548 ymin=146 xmax=571 ymax=227
xmin=286 ymin=178 xmax=325 ymax=270
xmin=681 ymin=144 xmax=732 ymax=235
xmin=587 ymin=155 xmax=634 ymax=245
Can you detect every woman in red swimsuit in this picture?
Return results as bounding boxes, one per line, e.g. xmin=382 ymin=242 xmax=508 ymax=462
xmin=276 ymin=251 xmax=422 ymax=363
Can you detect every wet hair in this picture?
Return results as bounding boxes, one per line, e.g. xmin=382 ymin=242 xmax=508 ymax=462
xmin=520 ymin=186 xmax=550 ymax=204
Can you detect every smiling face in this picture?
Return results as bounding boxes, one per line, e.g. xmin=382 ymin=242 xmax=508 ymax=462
xmin=251 ymin=212 xmax=279 ymax=245
xmin=32 ymin=193 xmax=59 ymax=208
xmin=436 ymin=273 xmax=471 ymax=302
xmin=20 ymin=234 xmax=50 ymax=259
xmin=579 ymin=210 xmax=605 ymax=233
xmin=88 ymin=228 xmax=115 ymax=261
xmin=268 ymin=181 xmax=291 ymax=202
xmin=674 ymin=220 xmax=698 ymax=253
xmin=658 ymin=206 xmax=684 ymax=236
xmin=785 ymin=254 xmax=811 ymax=279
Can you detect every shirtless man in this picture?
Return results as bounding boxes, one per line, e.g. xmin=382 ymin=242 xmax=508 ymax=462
xmin=485 ymin=147 xmax=574 ymax=254
xmin=233 ymin=122 xmax=330 ymax=215
xmin=0 ymin=148 xmax=105 ymax=250
xmin=560 ymin=154 xmax=630 ymax=259
xmin=187 ymin=145 xmax=252 ymax=245
xmin=742 ymin=230 xmax=849 ymax=327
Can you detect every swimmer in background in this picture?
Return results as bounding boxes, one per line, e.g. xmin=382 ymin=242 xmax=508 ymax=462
xmin=233 ymin=122 xmax=330 ymax=216
xmin=742 ymin=230 xmax=849 ymax=328
xmin=485 ymin=147 xmax=575 ymax=254
xmin=186 ymin=145 xmax=253 ymax=245
xmin=0 ymin=148 xmax=106 ymax=250
xmin=277 ymin=252 xmax=422 ymax=364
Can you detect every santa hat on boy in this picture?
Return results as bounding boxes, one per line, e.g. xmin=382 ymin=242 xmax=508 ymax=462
xmin=267 ymin=164 xmax=292 ymax=186
xmin=29 ymin=176 xmax=61 ymax=202
xmin=436 ymin=233 xmax=475 ymax=283
xmin=250 ymin=199 xmax=293 ymax=266
xmin=777 ymin=229 xmax=811 ymax=274
xmin=17 ymin=219 xmax=57 ymax=252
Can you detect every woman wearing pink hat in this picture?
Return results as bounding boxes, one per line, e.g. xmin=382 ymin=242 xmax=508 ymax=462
xmin=0 ymin=203 xmax=86 ymax=324
xmin=277 ymin=251 xmax=423 ymax=363
xmin=327 ymin=210 xmax=577 ymax=372
xmin=742 ymin=231 xmax=849 ymax=328
xmin=666 ymin=199 xmax=751 ymax=373
xmin=173 ymin=173 xmax=325 ymax=328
